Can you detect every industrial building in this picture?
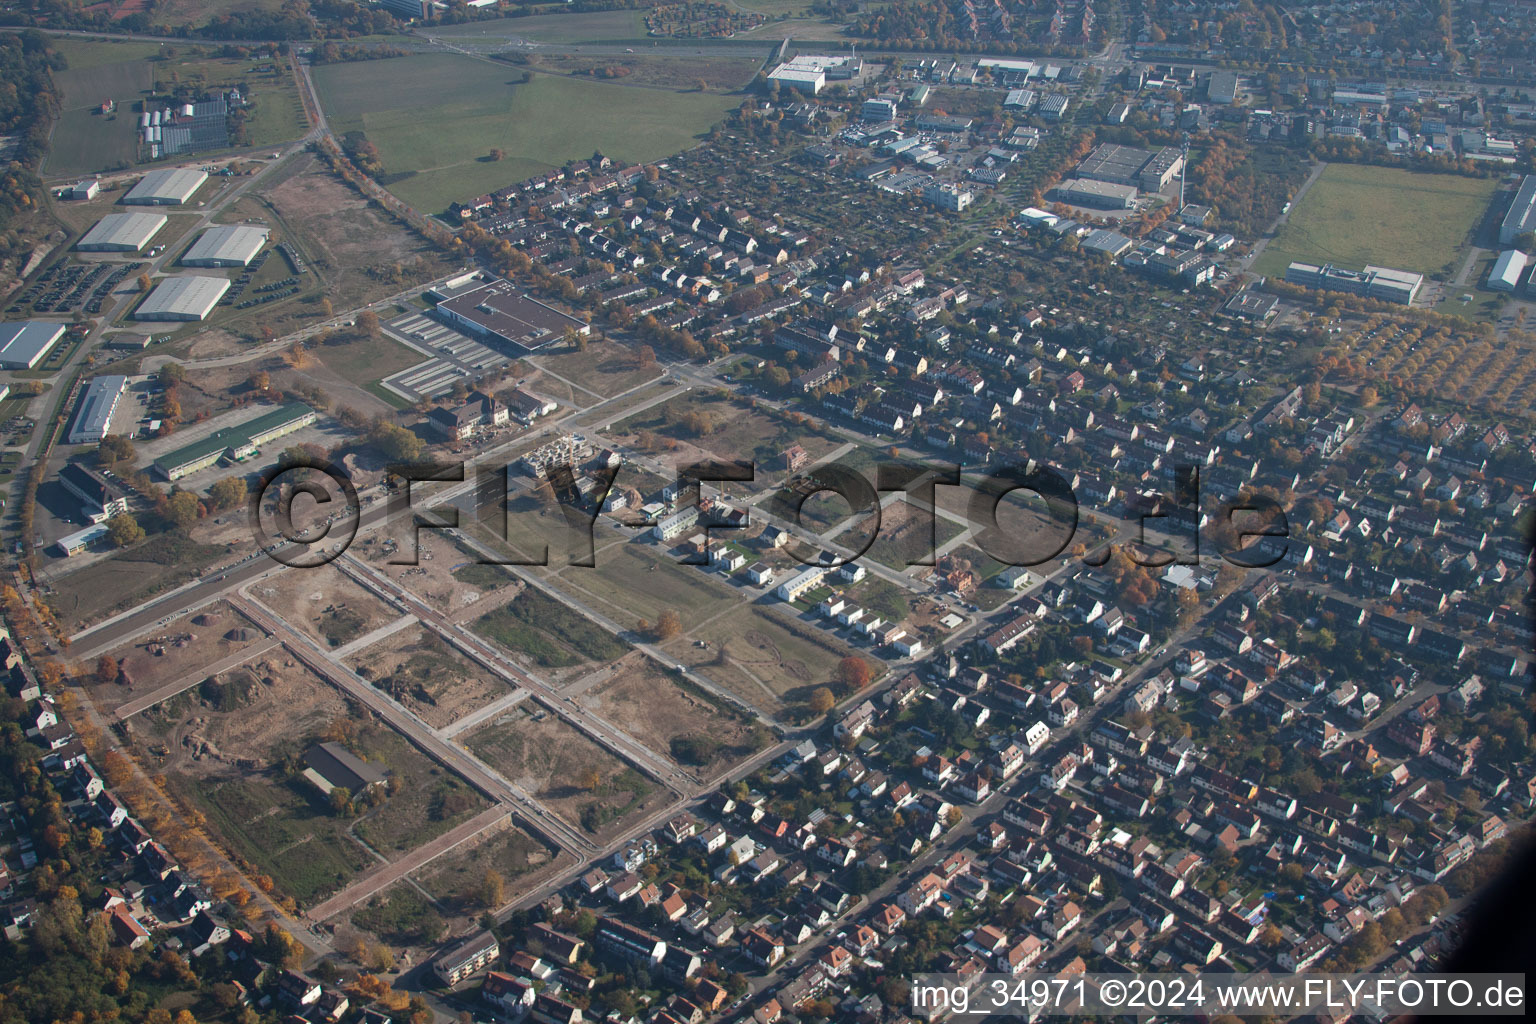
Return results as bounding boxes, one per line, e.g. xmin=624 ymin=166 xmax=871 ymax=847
xmin=435 ymin=278 xmax=589 ymax=354
xmin=861 ymin=97 xmax=898 ymax=122
xmin=1138 ymin=147 xmax=1185 ymax=192
xmin=1076 ymin=143 xmax=1152 ymax=186
xmin=1488 ymin=249 xmax=1528 ymax=292
xmin=66 ymin=374 xmax=129 ymax=444
xmin=767 ymin=54 xmax=860 ymax=95
xmin=1075 ymin=143 xmax=1183 ymax=193
xmin=180 ymin=225 xmax=269 ymax=267
xmin=1498 ymin=174 xmax=1536 ymax=246
xmin=59 ymin=462 xmax=130 ymax=523
xmin=1080 ymin=229 xmax=1134 ymax=258
xmin=152 ymin=402 xmax=316 ymax=480
xmin=1039 ymin=93 xmax=1069 ymax=121
xmin=1004 ymin=89 xmax=1037 ymax=110
xmin=0 ymin=321 xmax=66 ymax=369
xmin=65 ymin=180 xmax=99 ymax=200
xmin=77 ymin=212 xmax=168 ymax=252
xmin=1055 ymin=178 xmax=1138 ymax=210
xmin=1285 ymin=262 xmax=1423 ymax=305
xmin=1207 ymin=70 xmax=1238 ymax=104
xmin=122 ymin=168 xmax=208 ymax=205
xmin=133 ymin=276 xmax=230 ymax=321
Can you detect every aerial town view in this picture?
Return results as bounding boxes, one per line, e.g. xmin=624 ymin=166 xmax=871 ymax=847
xmin=0 ymin=0 xmax=1533 ymax=1021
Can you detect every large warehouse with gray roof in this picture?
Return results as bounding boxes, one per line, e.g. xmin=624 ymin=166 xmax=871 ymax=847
xmin=77 ymin=212 xmax=168 ymax=252
xmin=67 ymin=374 xmax=129 ymax=444
xmin=0 ymin=321 xmax=67 ymax=369
xmin=181 ymin=225 xmax=269 ymax=267
xmin=133 ymin=276 xmax=230 ymax=321
xmin=123 ymin=167 xmax=208 ymax=205
xmin=1498 ymin=174 xmax=1536 ymax=246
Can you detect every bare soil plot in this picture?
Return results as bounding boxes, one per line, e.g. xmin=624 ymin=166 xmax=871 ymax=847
xmin=125 ymin=654 xmax=362 ymax=907
xmin=546 ymin=537 xmax=727 ymax=630
xmin=660 ymin=603 xmax=864 ymax=707
xmin=346 ymin=719 xmax=491 ymax=858
xmin=934 ymin=473 xmax=1078 ymax=567
xmin=47 ymin=532 xmax=232 ymax=632
xmin=249 ymin=564 xmax=400 ymax=648
xmin=89 ymin=602 xmax=268 ymax=714
xmin=342 ymin=882 xmax=446 ymax=953
xmin=472 ymin=579 xmax=629 ymax=672
xmin=413 ymin=820 xmax=564 ymax=915
xmin=258 ymin=153 xmax=457 ymax=312
xmin=577 ymin=653 xmax=770 ymax=772
xmin=465 ymin=709 xmax=665 ymax=838
xmin=520 ymin=337 xmax=662 ymax=402
xmin=613 ymin=390 xmax=845 ymax=485
xmin=859 ymin=498 xmax=965 ymax=571
xmin=347 ymin=623 xmax=513 ymax=731
xmin=354 ymin=531 xmax=519 ymax=620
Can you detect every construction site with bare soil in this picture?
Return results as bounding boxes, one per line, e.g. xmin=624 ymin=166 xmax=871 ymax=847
xmin=346 ymin=623 xmax=514 ymax=731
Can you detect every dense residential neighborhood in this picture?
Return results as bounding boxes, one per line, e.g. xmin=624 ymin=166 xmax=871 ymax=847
xmin=0 ymin=2 xmax=1534 ymax=1024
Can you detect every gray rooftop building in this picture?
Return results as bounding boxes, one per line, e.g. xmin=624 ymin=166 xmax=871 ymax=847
xmin=181 ymin=225 xmax=269 ymax=267
xmin=123 ymin=167 xmax=208 ymax=205
xmin=1498 ymin=174 xmax=1536 ymax=246
xmin=77 ymin=212 xmax=168 ymax=252
xmin=67 ymin=375 xmax=130 ymax=444
xmin=133 ymin=276 xmax=230 ymax=321
xmin=0 ymin=321 xmax=66 ymax=369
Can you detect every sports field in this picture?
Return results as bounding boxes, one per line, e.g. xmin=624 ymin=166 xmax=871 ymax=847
xmin=1252 ymin=164 xmax=1498 ymax=281
xmin=311 ymin=54 xmax=737 ymax=213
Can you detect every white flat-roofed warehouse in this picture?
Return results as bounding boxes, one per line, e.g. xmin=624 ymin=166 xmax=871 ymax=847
xmin=1488 ymin=249 xmax=1527 ymax=292
xmin=1498 ymin=174 xmax=1536 ymax=246
xmin=1054 ymin=178 xmax=1138 ymax=209
xmin=768 ymin=54 xmax=859 ymax=95
xmin=0 ymin=321 xmax=66 ymax=369
xmin=134 ymin=275 xmax=230 ymax=321
xmin=67 ymin=374 xmax=129 ymax=444
xmin=181 ymin=225 xmax=269 ymax=267
xmin=77 ymin=212 xmax=168 ymax=252
xmin=122 ymin=167 xmax=208 ymax=205
xmin=435 ymin=278 xmax=590 ymax=353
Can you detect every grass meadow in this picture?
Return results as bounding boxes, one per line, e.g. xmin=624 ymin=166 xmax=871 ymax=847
xmin=1252 ymin=163 xmax=1499 ymax=281
xmin=310 ymin=54 xmax=738 ymax=213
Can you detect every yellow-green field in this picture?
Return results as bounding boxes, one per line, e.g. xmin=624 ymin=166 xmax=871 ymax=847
xmin=1253 ymin=163 xmax=1499 ymax=281
xmin=311 ymin=54 xmax=738 ymax=213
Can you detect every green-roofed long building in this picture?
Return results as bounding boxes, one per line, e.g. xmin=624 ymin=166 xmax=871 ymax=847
xmin=152 ymin=402 xmax=316 ymax=480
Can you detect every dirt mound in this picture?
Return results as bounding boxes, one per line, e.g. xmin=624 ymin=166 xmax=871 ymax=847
xmin=192 ymin=613 xmax=220 ymax=627
xmin=224 ymin=627 xmax=258 ymax=642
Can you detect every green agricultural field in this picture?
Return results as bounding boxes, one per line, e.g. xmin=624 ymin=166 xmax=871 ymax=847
xmin=423 ymin=10 xmax=650 ymax=43
xmin=311 ymin=54 xmax=737 ymax=213
xmin=1252 ymin=164 xmax=1499 ymax=281
xmin=48 ymin=36 xmax=166 ymax=71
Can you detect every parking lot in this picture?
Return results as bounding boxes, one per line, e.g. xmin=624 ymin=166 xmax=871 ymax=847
xmin=380 ymin=310 xmax=511 ymax=401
